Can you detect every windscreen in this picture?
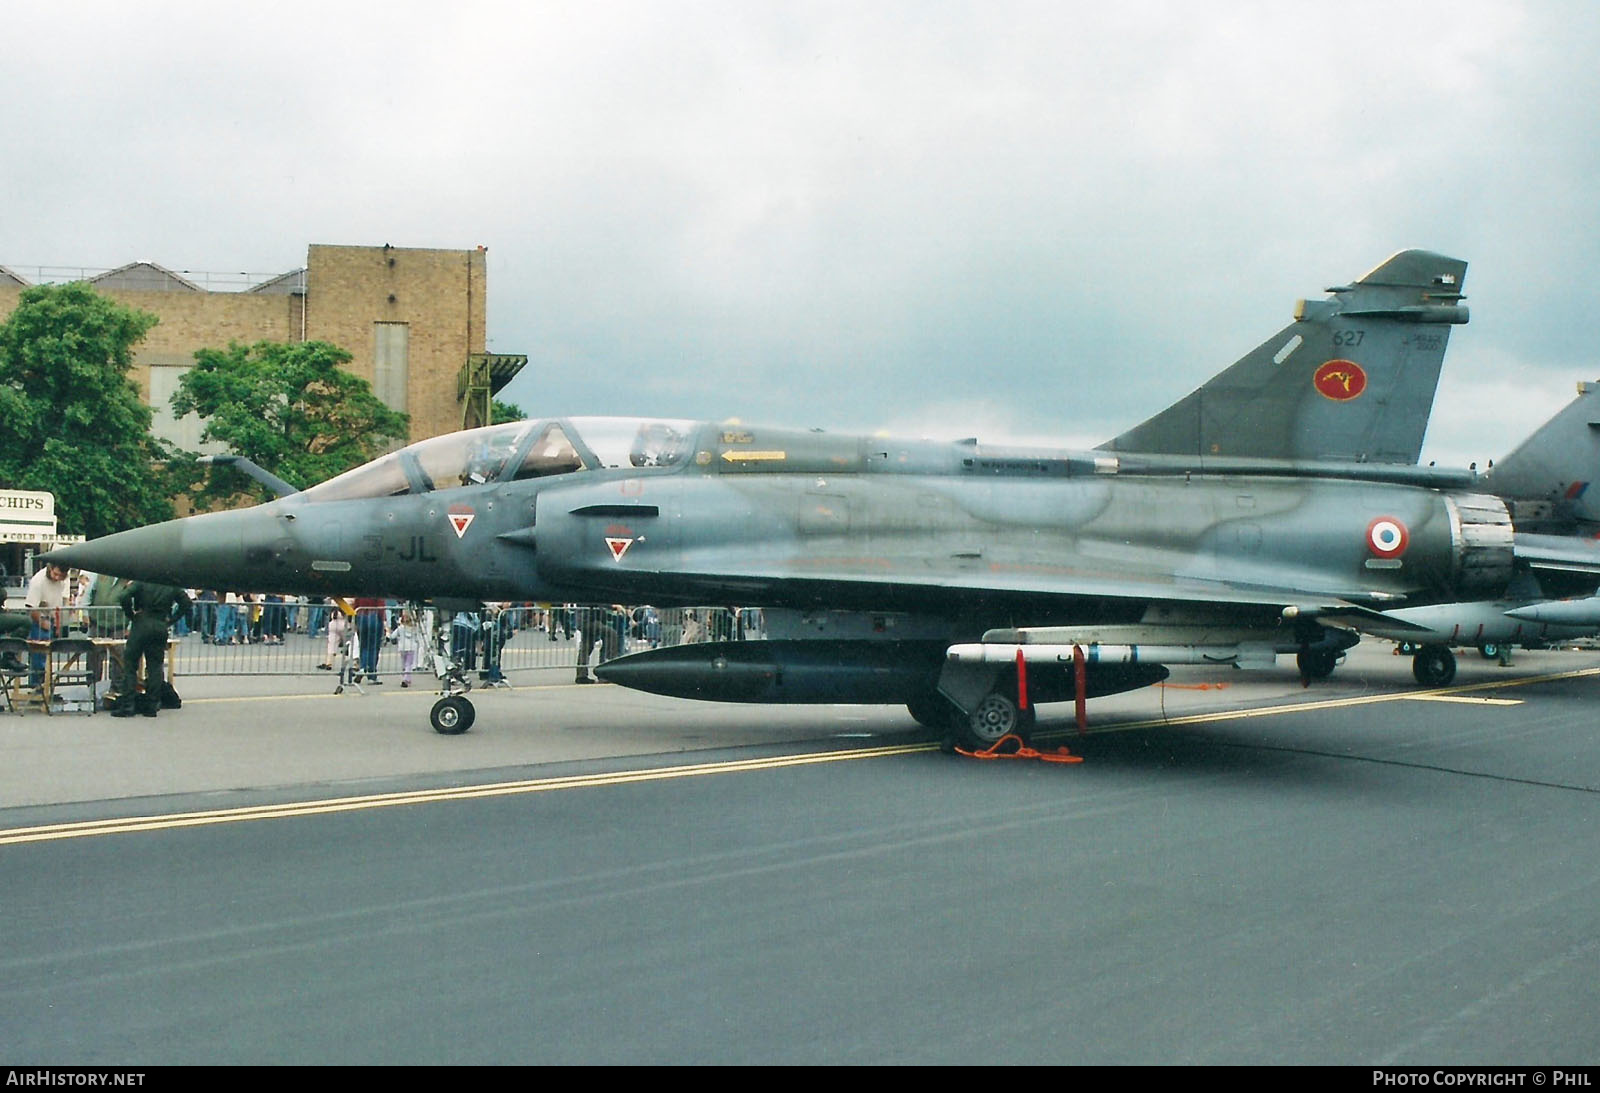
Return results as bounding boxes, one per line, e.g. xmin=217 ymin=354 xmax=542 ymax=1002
xmin=567 ymin=417 xmax=696 ymax=468
xmin=300 ymin=418 xmax=696 ymax=502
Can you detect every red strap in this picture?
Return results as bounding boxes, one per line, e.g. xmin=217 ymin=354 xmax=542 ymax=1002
xmin=1074 ymin=643 xmax=1087 ymax=733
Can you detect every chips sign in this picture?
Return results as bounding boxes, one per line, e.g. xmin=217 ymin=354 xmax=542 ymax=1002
xmin=0 ymin=490 xmax=57 ymax=540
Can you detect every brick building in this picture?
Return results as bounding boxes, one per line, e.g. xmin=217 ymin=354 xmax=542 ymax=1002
xmin=0 ymin=243 xmax=526 ymax=450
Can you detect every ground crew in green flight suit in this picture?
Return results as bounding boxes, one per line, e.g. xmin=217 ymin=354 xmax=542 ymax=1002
xmin=111 ymin=581 xmax=192 ymax=718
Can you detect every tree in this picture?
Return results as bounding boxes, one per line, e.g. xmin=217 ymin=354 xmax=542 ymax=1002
xmin=491 ymin=397 xmax=525 ymax=425
xmin=0 ymin=282 xmax=179 ymax=538
xmin=171 ymin=340 xmax=410 ymax=505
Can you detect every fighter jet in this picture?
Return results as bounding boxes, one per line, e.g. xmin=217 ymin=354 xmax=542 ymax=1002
xmin=1484 ymin=379 xmax=1600 ymax=536
xmin=1352 ymin=380 xmax=1600 ymax=682
xmin=48 ymin=250 xmax=1499 ymax=747
xmin=1100 ymin=247 xmax=1468 ymax=466
xmin=1359 ymin=585 xmax=1600 ymax=682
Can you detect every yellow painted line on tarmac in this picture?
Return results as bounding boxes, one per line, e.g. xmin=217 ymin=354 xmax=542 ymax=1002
xmin=0 ymin=742 xmax=936 ymax=847
xmin=1400 ymin=694 xmax=1523 ymax=706
xmin=14 ymin=666 xmax=1593 ymax=846
xmin=1042 ymin=665 xmax=1600 ymax=738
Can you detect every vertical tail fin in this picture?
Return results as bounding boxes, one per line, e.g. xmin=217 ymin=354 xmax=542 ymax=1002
xmin=1485 ymin=381 xmax=1600 ymax=534
xmin=1099 ymin=250 xmax=1468 ymax=463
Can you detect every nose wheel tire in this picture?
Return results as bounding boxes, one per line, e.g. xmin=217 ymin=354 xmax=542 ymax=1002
xmin=431 ymin=695 xmax=475 ymax=735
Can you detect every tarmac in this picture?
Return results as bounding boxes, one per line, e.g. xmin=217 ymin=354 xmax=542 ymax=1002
xmin=3 ymin=640 xmax=1597 ymax=812
xmin=0 ymin=661 xmax=925 ymax=811
xmin=7 ymin=637 xmax=1600 ymax=1065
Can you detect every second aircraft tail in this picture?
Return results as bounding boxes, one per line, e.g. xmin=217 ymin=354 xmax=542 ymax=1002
xmin=1484 ymin=381 xmax=1600 ymax=534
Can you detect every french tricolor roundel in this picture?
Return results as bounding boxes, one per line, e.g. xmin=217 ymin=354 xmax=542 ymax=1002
xmin=1366 ymin=516 xmax=1409 ymax=559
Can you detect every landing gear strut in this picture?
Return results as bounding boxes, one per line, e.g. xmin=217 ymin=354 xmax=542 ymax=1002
xmin=427 ymin=605 xmax=477 ymax=734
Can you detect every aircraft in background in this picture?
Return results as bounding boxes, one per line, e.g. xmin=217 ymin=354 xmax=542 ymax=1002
xmin=1361 ymin=585 xmax=1600 ymax=681
xmin=52 ymin=250 xmax=1526 ymax=747
xmin=1485 ymin=379 xmax=1600 ymax=536
xmin=1352 ymin=381 xmax=1600 ymax=682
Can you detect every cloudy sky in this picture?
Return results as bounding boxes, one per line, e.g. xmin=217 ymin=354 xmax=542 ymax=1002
xmin=4 ymin=1 xmax=1597 ymax=466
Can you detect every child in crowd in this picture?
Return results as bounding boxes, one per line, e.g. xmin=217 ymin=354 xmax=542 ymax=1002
xmin=392 ymin=610 xmax=425 ymax=688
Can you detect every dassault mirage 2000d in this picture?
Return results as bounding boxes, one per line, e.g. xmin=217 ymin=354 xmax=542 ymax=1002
xmin=48 ymin=250 xmax=1494 ymax=747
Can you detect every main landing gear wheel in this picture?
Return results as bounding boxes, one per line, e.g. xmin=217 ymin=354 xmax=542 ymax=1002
xmin=960 ymin=690 xmax=1037 ymax=751
xmin=906 ymin=692 xmax=954 ymax=731
xmin=1412 ymin=645 xmax=1457 ymax=687
xmin=431 ymin=695 xmax=476 ymax=735
xmin=1296 ymin=648 xmax=1340 ymax=681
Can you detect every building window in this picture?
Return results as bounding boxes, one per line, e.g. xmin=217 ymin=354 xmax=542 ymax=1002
xmin=148 ymin=365 xmax=227 ymax=455
xmin=375 ymin=322 xmax=410 ymax=414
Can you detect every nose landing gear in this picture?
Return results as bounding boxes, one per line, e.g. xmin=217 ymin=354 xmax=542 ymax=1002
xmin=428 ymin=607 xmax=477 ymax=734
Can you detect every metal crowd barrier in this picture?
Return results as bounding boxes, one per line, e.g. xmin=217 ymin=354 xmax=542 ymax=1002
xmin=66 ymin=604 xmax=765 ymax=677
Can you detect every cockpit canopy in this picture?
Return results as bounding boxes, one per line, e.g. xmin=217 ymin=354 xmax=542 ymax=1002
xmin=301 ymin=417 xmax=699 ymax=503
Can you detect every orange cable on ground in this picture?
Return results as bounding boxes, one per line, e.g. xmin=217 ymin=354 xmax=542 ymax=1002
xmin=955 ymin=733 xmax=1083 ymax=764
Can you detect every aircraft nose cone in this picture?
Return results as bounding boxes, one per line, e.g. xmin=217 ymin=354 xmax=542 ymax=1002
xmin=45 ymin=520 xmax=189 ymax=583
xmin=43 ymin=508 xmax=249 ymax=587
